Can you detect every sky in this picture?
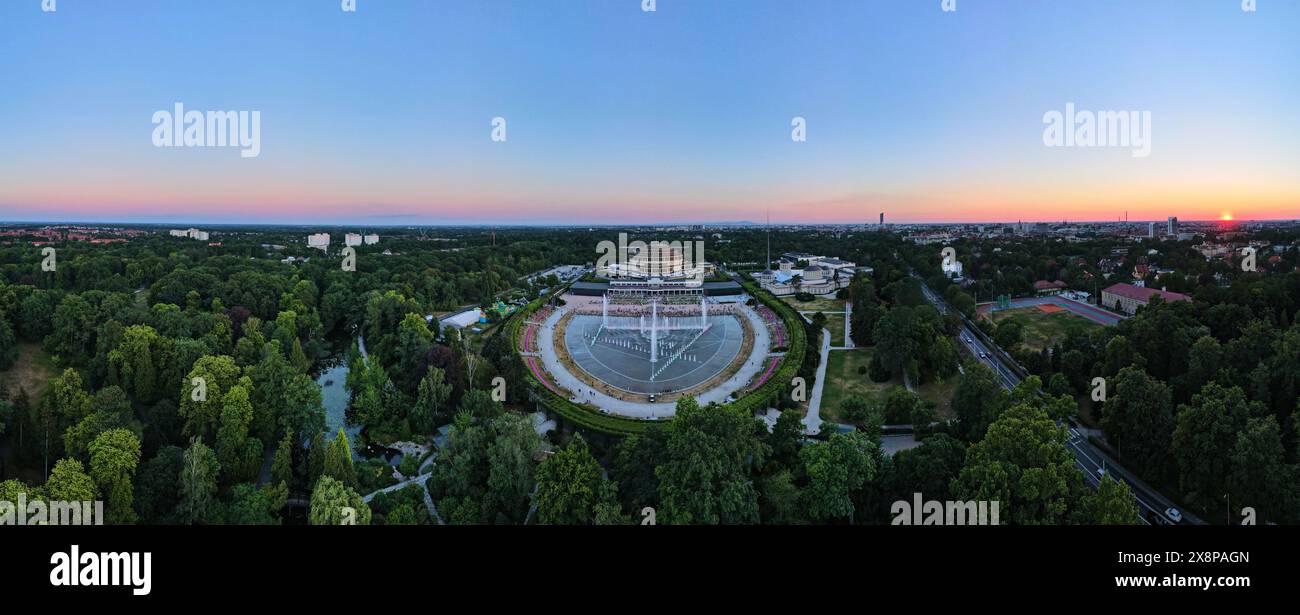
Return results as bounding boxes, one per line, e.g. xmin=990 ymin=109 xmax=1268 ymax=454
xmin=0 ymin=0 xmax=1296 ymax=225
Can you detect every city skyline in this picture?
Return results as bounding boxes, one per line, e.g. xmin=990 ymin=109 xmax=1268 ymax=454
xmin=2 ymin=0 xmax=1296 ymax=225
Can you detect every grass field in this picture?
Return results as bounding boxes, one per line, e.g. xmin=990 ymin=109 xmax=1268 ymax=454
xmin=821 ymin=347 xmax=958 ymax=424
xmin=990 ymin=306 xmax=1103 ymax=351
xmin=0 ymin=342 xmax=58 ymax=401
xmin=913 ymin=376 xmax=959 ymax=421
xmin=824 ymin=314 xmax=846 ymax=346
xmin=781 ymin=294 xmax=846 ymax=313
xmin=821 ymin=348 xmax=894 ymax=422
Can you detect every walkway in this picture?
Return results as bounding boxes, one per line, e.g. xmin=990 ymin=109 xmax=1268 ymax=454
xmin=843 ymin=302 xmax=854 ymax=349
xmin=361 ymin=470 xmax=445 ymax=525
xmin=802 ymin=327 xmax=831 ymax=436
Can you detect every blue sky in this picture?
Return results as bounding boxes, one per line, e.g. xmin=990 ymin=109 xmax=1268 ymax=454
xmin=0 ymin=0 xmax=1296 ymax=224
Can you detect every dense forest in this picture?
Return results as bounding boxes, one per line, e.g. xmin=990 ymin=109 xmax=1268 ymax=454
xmin=1 ymin=224 xmax=1296 ymax=524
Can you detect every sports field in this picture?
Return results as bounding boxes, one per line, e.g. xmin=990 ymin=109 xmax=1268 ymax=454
xmin=989 ymin=305 xmax=1105 ymax=351
xmin=978 ymin=295 xmax=1123 ymax=326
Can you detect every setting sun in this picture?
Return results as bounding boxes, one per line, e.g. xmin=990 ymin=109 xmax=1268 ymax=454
xmin=1221 ymin=213 xmax=1234 ymax=221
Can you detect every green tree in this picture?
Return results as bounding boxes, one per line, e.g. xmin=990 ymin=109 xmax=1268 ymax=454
xmin=271 ymin=430 xmax=294 ymax=487
xmin=1171 ymin=383 xmax=1253 ymax=510
xmin=179 ymin=354 xmax=242 ymax=442
xmin=800 ymin=431 xmax=878 ymax=523
xmin=323 ymin=428 xmax=357 ymax=488
xmin=1229 ymin=416 xmax=1291 ymax=524
xmin=44 ymin=458 xmax=98 ymax=502
xmin=87 ymin=428 xmax=141 ymax=524
xmin=412 ymin=366 xmax=453 ymax=433
xmin=308 ymin=475 xmax=371 ymax=525
xmin=484 ymin=413 xmax=544 ymax=523
xmin=1073 ymin=475 xmax=1140 ymax=525
xmin=533 ymin=436 xmax=619 ymax=525
xmin=656 ymin=397 xmax=766 ymax=524
xmin=216 ymin=381 xmax=260 ymax=484
xmin=952 ymin=402 xmax=1077 ymax=525
xmin=891 ymin=433 xmax=966 ymax=502
xmin=179 ymin=438 xmax=220 ymax=524
xmin=1099 ymin=367 xmax=1174 ymax=481
xmin=952 ymin=360 xmax=1008 ymax=442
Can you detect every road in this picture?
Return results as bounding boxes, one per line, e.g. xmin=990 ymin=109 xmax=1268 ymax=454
xmin=917 ymin=279 xmax=1203 ymax=525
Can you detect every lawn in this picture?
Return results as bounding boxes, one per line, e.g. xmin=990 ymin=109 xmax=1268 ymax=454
xmin=0 ymin=342 xmax=59 ymax=402
xmin=821 ymin=348 xmax=896 ymax=423
xmin=781 ymin=295 xmax=846 ymax=314
xmin=820 ymin=347 xmax=959 ymax=424
xmin=913 ymin=375 xmax=959 ymax=421
xmin=990 ymin=306 xmax=1102 ymax=352
xmin=824 ymin=314 xmax=846 ymax=347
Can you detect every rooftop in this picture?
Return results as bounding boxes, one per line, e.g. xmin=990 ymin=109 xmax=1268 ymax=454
xmin=1102 ymin=282 xmax=1191 ymax=304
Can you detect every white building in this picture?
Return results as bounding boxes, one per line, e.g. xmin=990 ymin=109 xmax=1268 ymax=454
xmin=363 ymin=233 xmax=379 ymax=245
xmin=307 ymin=233 xmax=330 ymax=251
xmin=169 ymin=228 xmax=208 ymax=241
xmin=345 ymin=233 xmax=363 ymax=247
xmin=755 ymin=252 xmax=856 ymax=296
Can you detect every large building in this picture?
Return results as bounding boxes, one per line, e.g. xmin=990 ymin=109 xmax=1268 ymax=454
xmin=754 ymin=252 xmax=855 ymax=296
xmin=169 ymin=228 xmax=209 ymax=241
xmin=344 ymin=233 xmax=363 ymax=247
xmin=1101 ymin=282 xmax=1190 ymax=315
xmin=597 ymin=240 xmax=713 ymax=281
xmin=306 ymin=233 xmax=330 ymax=251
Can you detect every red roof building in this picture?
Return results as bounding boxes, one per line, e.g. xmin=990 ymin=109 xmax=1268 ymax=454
xmin=1101 ymin=283 xmax=1190 ymax=315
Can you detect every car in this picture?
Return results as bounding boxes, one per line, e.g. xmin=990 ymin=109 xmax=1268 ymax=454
xmin=1146 ymin=510 xmax=1173 ymax=525
xmin=978 ymin=351 xmax=987 ymax=358
xmin=648 ymin=394 xmax=657 ymax=403
xmin=1165 ymin=508 xmax=1182 ymax=524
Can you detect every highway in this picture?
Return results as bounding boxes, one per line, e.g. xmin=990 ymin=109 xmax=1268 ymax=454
xmin=917 ymin=280 xmax=1204 ymax=525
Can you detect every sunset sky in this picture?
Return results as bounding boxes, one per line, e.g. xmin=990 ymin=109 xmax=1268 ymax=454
xmin=1 ymin=0 xmax=1296 ymax=225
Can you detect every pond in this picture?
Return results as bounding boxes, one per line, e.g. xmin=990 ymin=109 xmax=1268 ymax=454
xmin=316 ymin=360 xmax=403 ymax=466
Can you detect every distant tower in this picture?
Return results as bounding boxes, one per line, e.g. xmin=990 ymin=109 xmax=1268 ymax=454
xmin=879 ymin=212 xmax=884 ymax=226
xmin=1167 ymin=216 xmax=1178 ymax=236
